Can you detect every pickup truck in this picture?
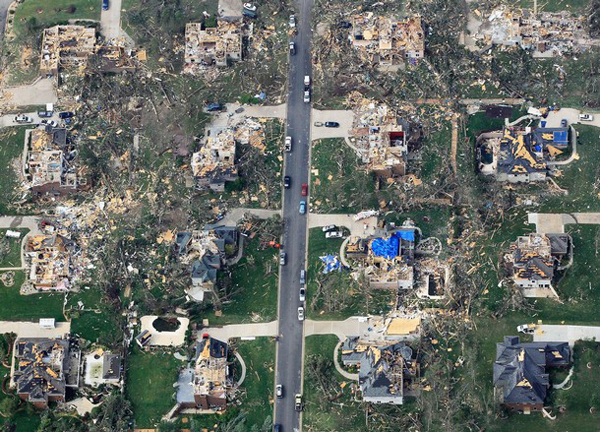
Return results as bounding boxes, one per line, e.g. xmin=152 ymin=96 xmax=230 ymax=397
xmin=284 ymin=136 xmax=292 ymax=152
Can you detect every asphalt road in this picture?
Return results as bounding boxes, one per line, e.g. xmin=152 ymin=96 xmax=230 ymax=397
xmin=0 ymin=0 xmax=12 ymax=40
xmin=274 ymin=0 xmax=314 ymax=430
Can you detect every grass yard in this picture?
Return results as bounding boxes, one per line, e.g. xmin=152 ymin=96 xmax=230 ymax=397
xmin=12 ymin=0 xmax=100 ymax=38
xmin=0 ymin=271 xmax=64 ymax=321
xmin=310 ymin=138 xmax=387 ymax=214
xmin=0 ymin=128 xmax=26 ymax=215
xmin=210 ymin=238 xmax=278 ymax=325
xmin=66 ymin=287 xmax=123 ymax=345
xmin=517 ymin=0 xmax=590 ymax=13
xmin=126 ymin=346 xmax=184 ymax=428
xmin=306 ymin=228 xmax=395 ymax=320
xmin=0 ymin=229 xmax=28 ymax=268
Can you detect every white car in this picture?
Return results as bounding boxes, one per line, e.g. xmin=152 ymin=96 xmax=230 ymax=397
xmin=297 ymin=306 xmax=305 ymax=321
xmin=276 ymin=384 xmax=283 ymax=398
xmin=304 ymin=75 xmax=310 ymax=87
xmin=517 ymin=324 xmax=536 ymax=334
xmin=289 ymin=15 xmax=296 ymax=28
xmin=303 ymin=90 xmax=310 ymax=103
xmin=325 ymin=231 xmax=344 ymax=239
xmin=284 ymin=136 xmax=292 ymax=152
xmin=14 ymin=115 xmax=33 ymax=123
xmin=40 ymin=120 xmax=58 ymax=128
xmin=322 ymin=224 xmax=336 ymax=232
xmin=299 ymin=287 xmax=306 ymax=302
xmin=579 ymin=114 xmax=594 ymax=121
xmin=243 ymin=2 xmax=256 ymax=11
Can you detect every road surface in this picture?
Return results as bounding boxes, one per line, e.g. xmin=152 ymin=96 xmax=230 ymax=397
xmin=274 ymin=0 xmax=314 ymax=429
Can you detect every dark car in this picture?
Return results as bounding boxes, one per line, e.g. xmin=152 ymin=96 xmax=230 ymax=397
xmin=58 ymin=111 xmax=75 ymax=119
xmin=324 ymin=121 xmax=340 ymax=128
xmin=206 ymin=103 xmax=224 ymax=112
xmin=284 ymin=176 xmax=291 ymax=189
xmin=338 ymin=21 xmax=352 ymax=28
xmin=560 ymin=118 xmax=568 ymax=127
xmin=289 ymin=41 xmax=296 ymax=56
xmin=242 ymin=8 xmax=257 ymax=18
xmin=274 ymin=425 xmax=282 ymax=432
xmin=102 ymin=0 xmax=109 ymax=10
xmin=37 ymin=111 xmax=53 ymax=118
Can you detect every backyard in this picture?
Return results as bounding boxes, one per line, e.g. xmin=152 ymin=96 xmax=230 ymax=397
xmin=0 ymin=229 xmax=28 ymax=268
xmin=0 ymin=128 xmax=26 ymax=215
xmin=0 ymin=271 xmax=64 ymax=321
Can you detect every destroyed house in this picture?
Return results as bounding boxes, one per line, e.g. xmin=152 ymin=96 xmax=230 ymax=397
xmin=13 ymin=338 xmax=80 ymax=409
xmin=494 ymin=336 xmax=570 ymax=412
xmin=363 ymin=226 xmax=417 ymax=289
xmin=342 ymin=337 xmax=418 ymax=405
xmin=102 ymin=354 xmax=122 ymax=383
xmin=349 ymin=94 xmax=412 ymax=179
xmin=350 ymin=14 xmax=425 ymax=65
xmin=192 ymin=127 xmax=238 ymax=191
xmin=25 ymin=234 xmax=77 ymax=292
xmin=25 ymin=127 xmax=88 ymax=197
xmin=40 ymin=25 xmax=96 ymax=75
xmin=477 ymin=126 xmax=569 ymax=183
xmin=184 ymin=21 xmax=242 ymax=71
xmin=177 ymin=336 xmax=230 ymax=410
xmin=475 ymin=7 xmax=589 ymax=56
xmin=506 ymin=233 xmax=571 ymax=295
xmin=177 ymin=226 xmax=238 ymax=301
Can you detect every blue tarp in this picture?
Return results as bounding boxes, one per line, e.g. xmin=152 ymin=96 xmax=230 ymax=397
xmin=320 ymin=255 xmax=341 ymax=274
xmin=397 ymin=230 xmax=415 ymax=242
xmin=371 ymin=236 xmax=400 ymax=259
xmin=553 ymin=131 xmax=568 ymax=145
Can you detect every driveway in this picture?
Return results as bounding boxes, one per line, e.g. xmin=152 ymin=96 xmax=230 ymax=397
xmin=528 ymin=212 xmax=600 ymax=234
xmin=534 ymin=324 xmax=600 ymax=346
xmin=100 ymin=0 xmax=122 ymax=40
xmin=545 ymin=108 xmax=600 ymax=128
xmin=307 ymin=213 xmax=378 ymax=237
xmin=139 ymin=316 xmax=189 ymax=347
xmin=0 ymin=111 xmax=62 ymax=128
xmin=0 ymin=320 xmax=70 ymax=338
xmin=199 ymin=321 xmax=278 ymax=341
xmin=209 ymin=103 xmax=287 ymax=129
xmin=310 ymin=109 xmax=353 ymax=141
xmin=0 ymin=216 xmax=42 ymax=270
xmin=220 ymin=208 xmax=281 ymax=226
xmin=1 ymin=78 xmax=58 ymax=107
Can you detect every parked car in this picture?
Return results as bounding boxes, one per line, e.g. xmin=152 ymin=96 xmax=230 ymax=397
xmin=301 ymin=183 xmax=308 ymax=196
xmin=297 ymin=306 xmax=305 ymax=321
xmin=517 ymin=324 xmax=536 ymax=334
xmin=289 ymin=41 xmax=296 ymax=55
xmin=40 ymin=120 xmax=58 ymax=128
xmin=560 ymin=118 xmax=568 ymax=127
xmin=324 ymin=121 xmax=340 ymax=128
xmin=295 ymin=394 xmax=303 ymax=411
xmin=303 ymin=89 xmax=310 ymax=103
xmin=289 ymin=14 xmax=296 ymax=28
xmin=243 ymin=2 xmax=256 ymax=11
xmin=102 ymin=0 xmax=109 ymax=10
xmin=274 ymin=425 xmax=281 ymax=432
xmin=304 ymin=75 xmax=311 ymax=87
xmin=206 ymin=103 xmax=224 ymax=112
xmin=299 ymin=287 xmax=306 ymax=302
xmin=284 ymin=176 xmax=291 ymax=189
xmin=579 ymin=114 xmax=594 ymax=121
xmin=276 ymin=384 xmax=283 ymax=398
xmin=284 ymin=136 xmax=292 ymax=152
xmin=325 ymin=231 xmax=344 ymax=239
xmin=242 ymin=7 xmax=257 ymax=18
xmin=235 ymin=107 xmax=245 ymax=114
xmin=300 ymin=269 xmax=306 ymax=285
xmin=37 ymin=111 xmax=53 ymax=118
xmin=299 ymin=201 xmax=306 ymax=214
xmin=58 ymin=111 xmax=75 ymax=119
xmin=313 ymin=121 xmax=323 ymax=127
xmin=279 ymin=252 xmax=286 ymax=266
xmin=14 ymin=115 xmax=33 ymax=123
xmin=321 ymin=224 xmax=336 ymax=232
xmin=338 ymin=21 xmax=352 ymax=28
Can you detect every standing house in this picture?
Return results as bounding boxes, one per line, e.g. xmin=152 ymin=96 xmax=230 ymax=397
xmin=494 ymin=336 xmax=570 ymax=413
xmin=12 ymin=338 xmax=80 ymax=409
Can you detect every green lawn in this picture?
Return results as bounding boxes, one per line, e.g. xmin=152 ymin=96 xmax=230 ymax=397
xmin=66 ymin=287 xmax=123 ymax=345
xmin=12 ymin=0 xmax=100 ymax=38
xmin=0 ymin=127 xmax=26 ymax=215
xmin=0 ymin=229 xmax=28 ymax=268
xmin=517 ymin=0 xmax=590 ymax=13
xmin=126 ymin=346 xmax=184 ymax=428
xmin=310 ymin=138 xmax=385 ymax=214
xmin=306 ymin=228 xmax=395 ymax=320
xmin=0 ymin=271 xmax=64 ymax=321
xmin=209 ymin=238 xmax=278 ymax=325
